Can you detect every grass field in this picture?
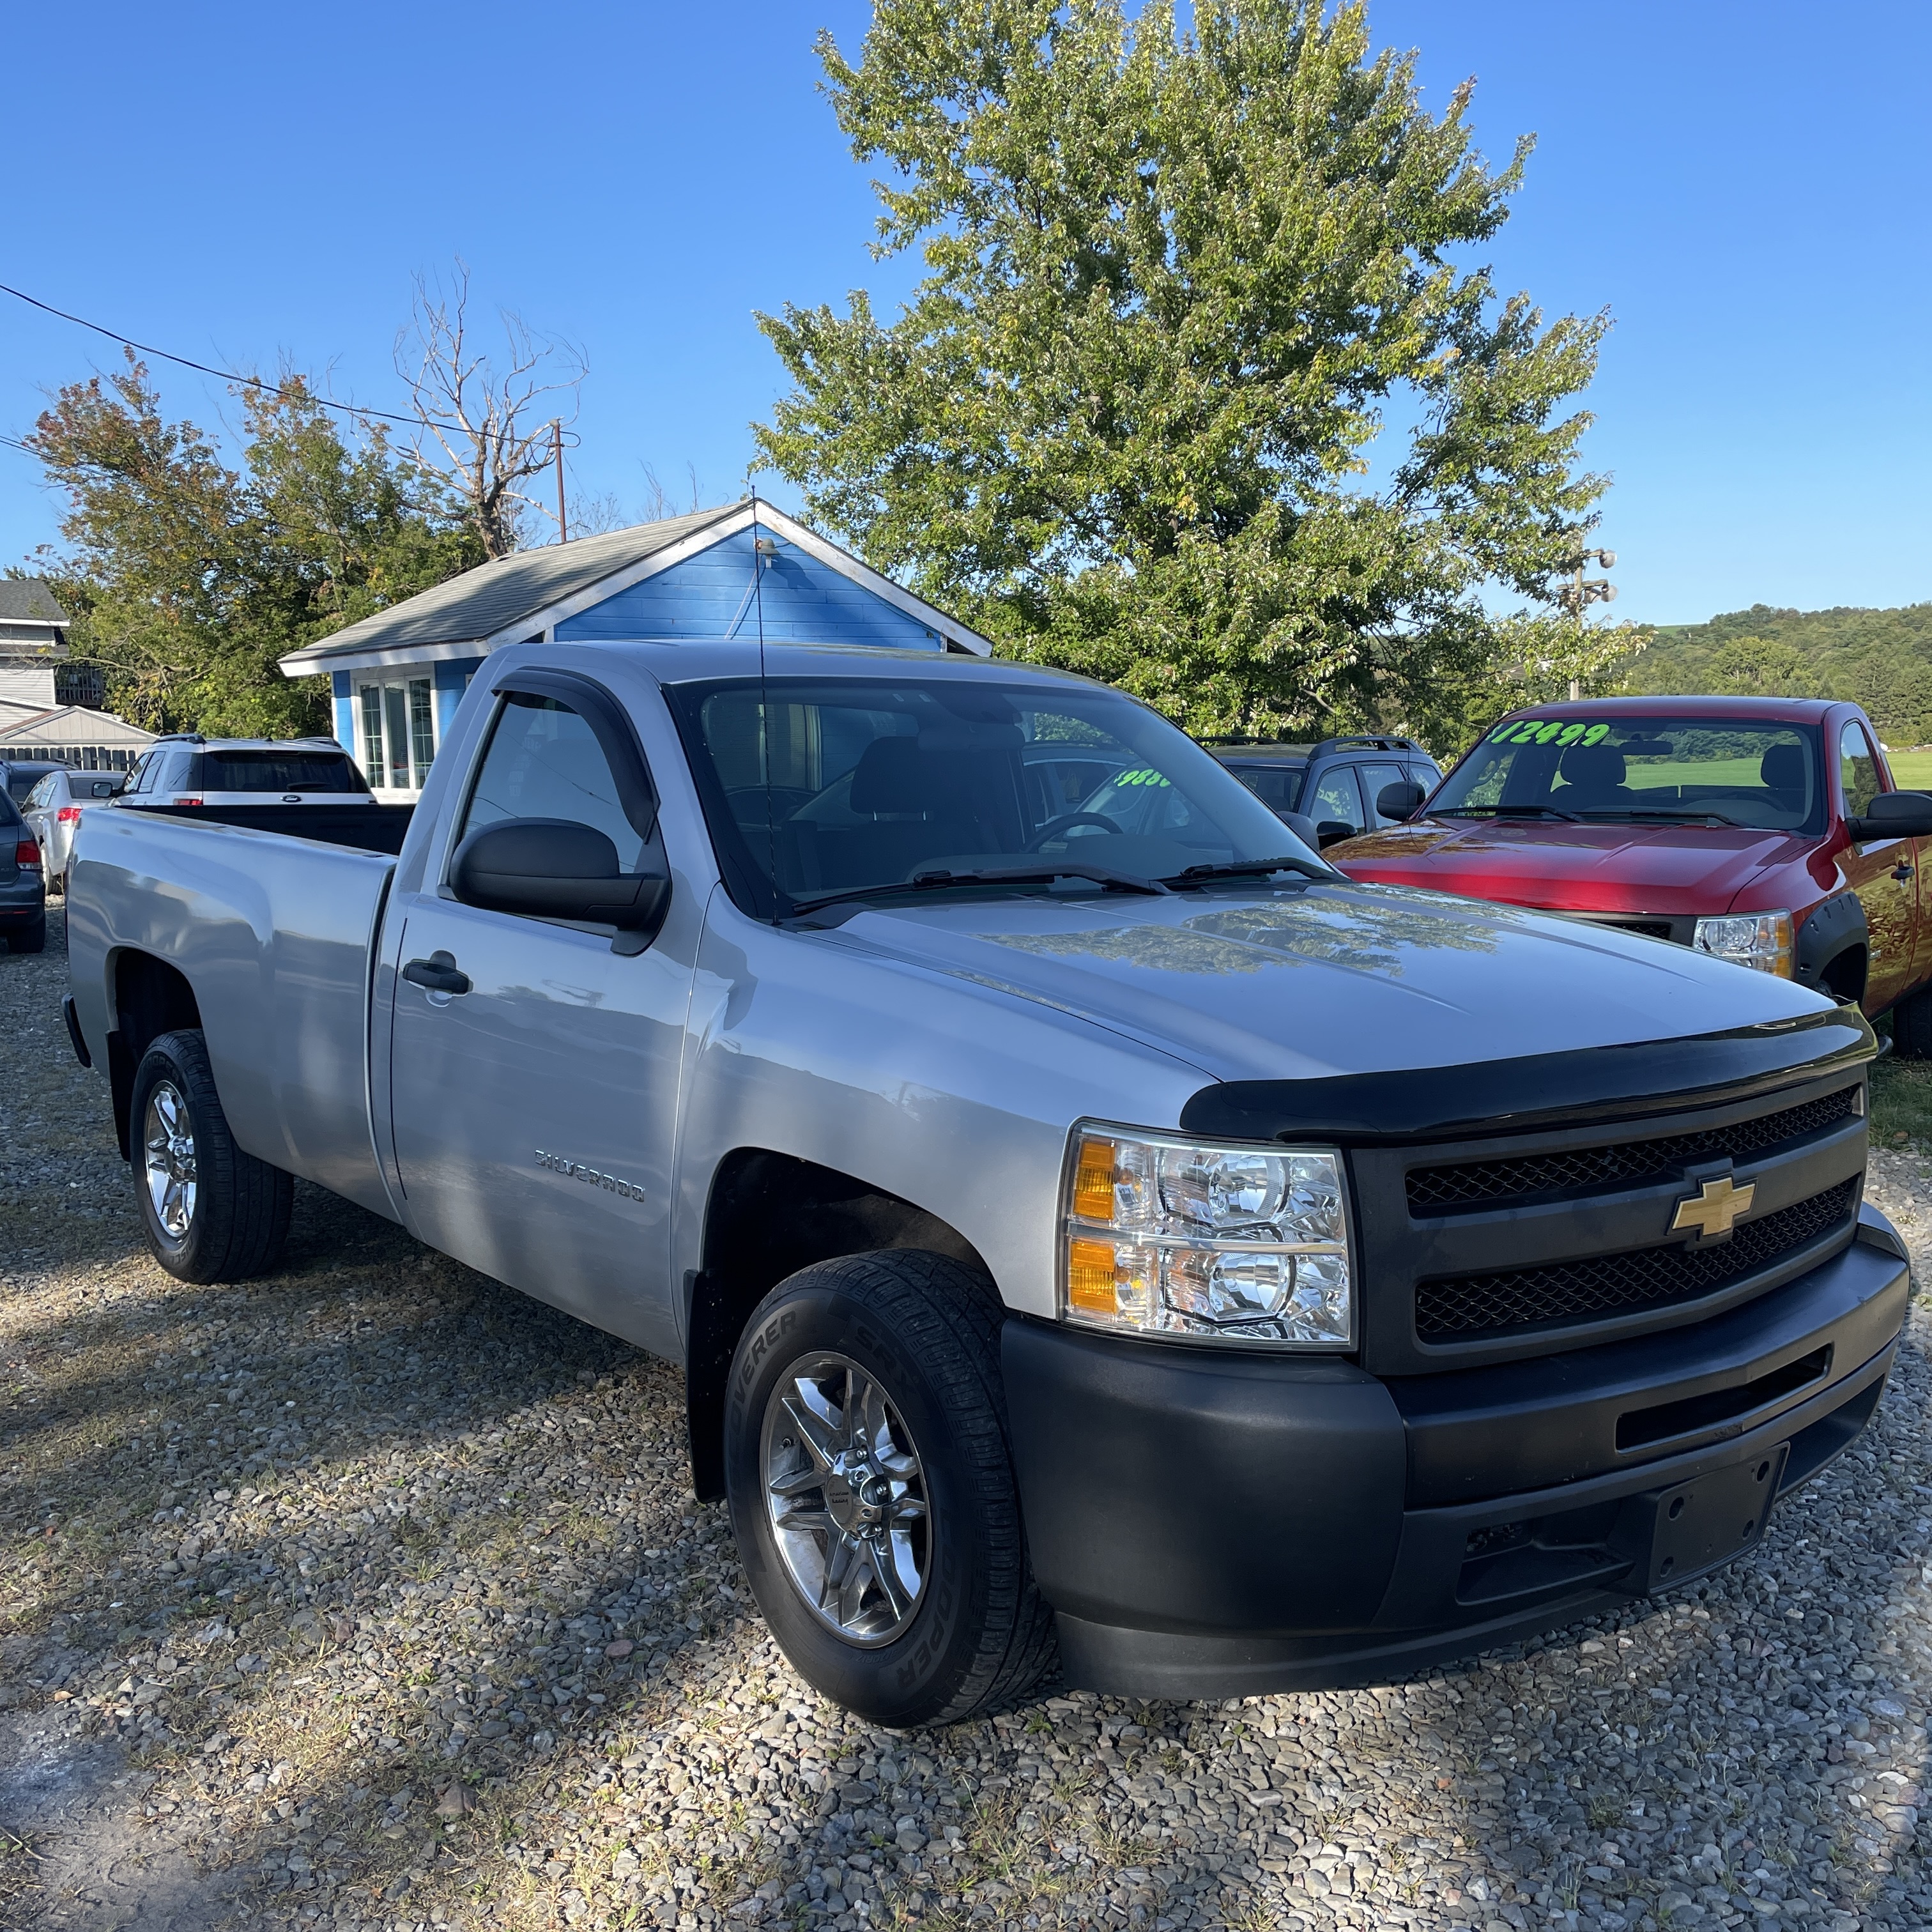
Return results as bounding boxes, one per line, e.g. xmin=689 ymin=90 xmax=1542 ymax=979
xmin=1889 ymin=750 xmax=1932 ymax=789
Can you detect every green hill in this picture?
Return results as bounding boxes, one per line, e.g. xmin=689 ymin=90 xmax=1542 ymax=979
xmin=1622 ymin=602 xmax=1932 ymax=745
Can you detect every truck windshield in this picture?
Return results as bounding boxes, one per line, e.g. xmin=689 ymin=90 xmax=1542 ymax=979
xmin=669 ymin=674 xmax=1318 ymax=915
xmin=1432 ymin=717 xmax=1825 ymax=834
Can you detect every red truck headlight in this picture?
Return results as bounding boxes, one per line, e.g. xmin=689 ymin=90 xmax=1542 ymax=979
xmin=1692 ymin=910 xmax=1794 ymax=977
xmin=1061 ymin=1125 xmax=1355 ymax=1348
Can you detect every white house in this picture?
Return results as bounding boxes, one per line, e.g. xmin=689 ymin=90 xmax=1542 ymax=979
xmin=0 ymin=580 xmax=155 ymax=771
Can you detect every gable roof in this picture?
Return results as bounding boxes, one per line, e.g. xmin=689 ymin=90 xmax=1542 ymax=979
xmin=278 ymin=500 xmax=991 ymax=677
xmin=0 ymin=579 xmax=69 ymax=625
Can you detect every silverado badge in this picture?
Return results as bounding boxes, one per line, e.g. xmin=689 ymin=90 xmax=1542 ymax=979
xmin=1671 ymin=1174 xmax=1755 ymax=1242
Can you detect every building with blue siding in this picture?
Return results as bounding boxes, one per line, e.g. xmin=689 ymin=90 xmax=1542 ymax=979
xmin=277 ymin=500 xmax=990 ymax=797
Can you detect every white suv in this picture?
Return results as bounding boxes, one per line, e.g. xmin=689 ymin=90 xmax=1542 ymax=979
xmin=117 ymin=737 xmax=375 ymax=810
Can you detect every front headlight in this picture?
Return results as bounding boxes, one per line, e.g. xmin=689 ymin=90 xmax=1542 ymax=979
xmin=1692 ymin=909 xmax=1794 ymax=977
xmin=1060 ymin=1124 xmax=1354 ymax=1347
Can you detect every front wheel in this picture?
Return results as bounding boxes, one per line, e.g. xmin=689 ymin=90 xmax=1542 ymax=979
xmin=130 ymin=1029 xmax=292 ymax=1282
xmin=723 ymin=1250 xmax=1055 ymax=1726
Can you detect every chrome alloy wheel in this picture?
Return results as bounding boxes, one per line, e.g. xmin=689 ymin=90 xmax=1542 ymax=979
xmin=761 ymin=1353 xmax=931 ymax=1646
xmin=142 ymin=1080 xmax=197 ymax=1241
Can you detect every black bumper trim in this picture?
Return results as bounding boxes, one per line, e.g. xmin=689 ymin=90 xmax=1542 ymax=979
xmin=1007 ymin=1223 xmax=1906 ymax=1701
xmin=63 ymin=994 xmax=91 ymax=1069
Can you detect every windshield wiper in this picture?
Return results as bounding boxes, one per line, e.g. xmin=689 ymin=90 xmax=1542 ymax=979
xmin=786 ymin=862 xmax=1171 ymax=918
xmin=1430 ymin=804 xmax=1581 ymax=822
xmin=1577 ymin=807 xmax=1747 ymax=827
xmin=1161 ymin=856 xmax=1332 ymax=887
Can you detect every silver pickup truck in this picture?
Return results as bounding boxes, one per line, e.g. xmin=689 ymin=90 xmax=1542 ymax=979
xmin=63 ymin=640 xmax=1906 ymax=1725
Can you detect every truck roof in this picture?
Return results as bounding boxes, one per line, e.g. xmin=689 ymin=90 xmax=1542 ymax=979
xmin=1501 ymin=694 xmax=1843 ymax=726
xmin=555 ymin=638 xmax=1105 ymax=692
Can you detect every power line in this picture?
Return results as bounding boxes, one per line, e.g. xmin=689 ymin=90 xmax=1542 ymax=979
xmin=0 ymin=277 xmax=435 ymax=430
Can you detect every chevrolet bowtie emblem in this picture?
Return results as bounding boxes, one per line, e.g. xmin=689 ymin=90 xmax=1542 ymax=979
xmin=1671 ymin=1174 xmax=1756 ymax=1241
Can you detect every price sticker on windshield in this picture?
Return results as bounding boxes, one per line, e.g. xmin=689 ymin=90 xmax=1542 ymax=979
xmin=1487 ymin=719 xmax=1613 ymax=747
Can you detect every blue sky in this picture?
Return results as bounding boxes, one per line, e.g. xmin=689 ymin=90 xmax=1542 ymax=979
xmin=3 ymin=1 xmax=1926 ymax=625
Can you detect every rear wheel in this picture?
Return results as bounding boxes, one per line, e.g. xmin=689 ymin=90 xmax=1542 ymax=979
xmin=8 ymin=916 xmax=45 ymax=954
xmin=130 ymin=1029 xmax=292 ymax=1281
xmin=724 ymin=1250 xmax=1055 ymax=1726
xmin=1894 ymin=985 xmax=1932 ymax=1059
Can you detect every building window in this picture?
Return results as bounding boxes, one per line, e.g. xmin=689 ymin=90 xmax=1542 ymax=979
xmin=356 ymin=677 xmax=436 ymax=792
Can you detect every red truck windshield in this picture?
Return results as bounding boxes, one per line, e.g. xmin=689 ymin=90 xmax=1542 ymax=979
xmin=1431 ymin=716 xmax=1825 ymax=834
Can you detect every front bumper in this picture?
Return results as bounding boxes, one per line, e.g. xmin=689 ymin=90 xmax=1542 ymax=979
xmin=1002 ymin=1209 xmax=1908 ymax=1698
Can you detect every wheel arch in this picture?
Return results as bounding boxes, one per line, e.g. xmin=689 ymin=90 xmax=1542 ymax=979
xmin=1795 ymin=893 xmax=1867 ymax=1006
xmin=106 ymin=951 xmax=203 ymax=1161
xmin=682 ymin=1148 xmax=994 ymax=1502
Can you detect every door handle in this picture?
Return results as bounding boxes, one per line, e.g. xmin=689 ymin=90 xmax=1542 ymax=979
xmin=402 ymin=951 xmax=471 ymax=995
xmin=1894 ymin=862 xmax=1915 ymax=882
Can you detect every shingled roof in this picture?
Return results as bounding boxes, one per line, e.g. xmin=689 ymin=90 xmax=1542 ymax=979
xmin=0 ymin=579 xmax=70 ymax=626
xmin=279 ymin=500 xmax=991 ymax=675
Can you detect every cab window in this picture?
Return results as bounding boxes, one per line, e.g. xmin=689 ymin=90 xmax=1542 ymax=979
xmin=461 ymin=693 xmax=654 ymax=873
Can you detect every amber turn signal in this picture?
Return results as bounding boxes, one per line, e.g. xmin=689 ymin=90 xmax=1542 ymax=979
xmin=1072 ymin=1135 xmax=1117 ymax=1222
xmin=1066 ymin=1236 xmax=1119 ymax=1314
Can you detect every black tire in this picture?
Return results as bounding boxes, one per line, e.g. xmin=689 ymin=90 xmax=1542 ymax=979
xmin=1894 ymin=986 xmax=1932 ymax=1059
xmin=8 ymin=916 xmax=45 ymax=954
xmin=723 ymin=1250 xmax=1056 ymax=1726
xmin=130 ymin=1028 xmax=293 ymax=1282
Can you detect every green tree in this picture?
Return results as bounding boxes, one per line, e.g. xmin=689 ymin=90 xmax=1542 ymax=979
xmin=26 ymin=353 xmax=482 ymax=735
xmin=1706 ymin=634 xmax=1814 ymax=698
xmin=755 ymin=0 xmax=1616 ymax=746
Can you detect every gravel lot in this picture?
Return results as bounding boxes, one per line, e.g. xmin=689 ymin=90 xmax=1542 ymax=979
xmin=6 ymin=904 xmax=1932 ymax=1932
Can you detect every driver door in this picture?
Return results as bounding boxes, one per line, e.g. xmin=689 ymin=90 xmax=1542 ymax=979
xmin=385 ymin=677 xmax=695 ymax=1353
xmin=1839 ymin=719 xmax=1919 ymax=1014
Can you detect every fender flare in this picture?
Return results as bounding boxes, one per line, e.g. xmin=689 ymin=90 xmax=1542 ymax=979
xmin=1794 ymin=891 xmax=1865 ymax=997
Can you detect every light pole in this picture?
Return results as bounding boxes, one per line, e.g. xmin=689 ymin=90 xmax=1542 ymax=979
xmin=1555 ymin=548 xmax=1617 ymax=700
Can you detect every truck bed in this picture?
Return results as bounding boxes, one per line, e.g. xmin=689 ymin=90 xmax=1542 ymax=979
xmin=124 ymin=802 xmax=415 ymax=854
xmin=66 ymin=805 xmax=402 ymax=1218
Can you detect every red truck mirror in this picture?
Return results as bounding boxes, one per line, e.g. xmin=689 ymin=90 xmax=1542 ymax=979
xmin=1848 ymin=790 xmax=1932 ymax=842
xmin=1375 ymin=779 xmax=1428 ymax=823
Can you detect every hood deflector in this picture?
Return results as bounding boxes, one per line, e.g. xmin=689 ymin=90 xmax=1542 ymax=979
xmin=1180 ymin=1007 xmax=1876 ymax=1146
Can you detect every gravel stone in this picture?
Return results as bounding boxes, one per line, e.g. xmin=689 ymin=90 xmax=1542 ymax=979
xmin=4 ymin=903 xmax=1932 ymax=1931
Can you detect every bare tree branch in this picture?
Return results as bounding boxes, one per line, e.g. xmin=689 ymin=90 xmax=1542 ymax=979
xmin=394 ymin=259 xmax=586 ymax=558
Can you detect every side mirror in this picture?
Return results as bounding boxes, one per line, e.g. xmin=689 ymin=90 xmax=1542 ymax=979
xmin=451 ymin=816 xmax=669 ymax=951
xmin=1276 ymin=808 xmax=1322 ymax=851
xmin=1375 ymin=779 xmax=1428 ymax=824
xmin=1848 ymin=790 xmax=1932 ymax=841
xmin=1315 ymin=820 xmax=1358 ymax=849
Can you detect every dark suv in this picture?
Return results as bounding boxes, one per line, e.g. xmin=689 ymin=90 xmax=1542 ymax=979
xmin=0 ymin=788 xmax=46 ymax=953
xmin=1206 ymin=735 xmax=1443 ymax=848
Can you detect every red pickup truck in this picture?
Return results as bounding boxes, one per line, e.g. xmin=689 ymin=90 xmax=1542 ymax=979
xmin=1331 ymin=696 xmax=1932 ymax=1046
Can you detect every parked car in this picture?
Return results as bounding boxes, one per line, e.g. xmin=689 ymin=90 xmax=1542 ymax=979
xmin=65 ymin=643 xmax=1904 ymax=1724
xmin=1 ymin=758 xmax=73 ymax=807
xmin=1207 ymin=735 xmax=1443 ymax=847
xmin=0 ymin=786 xmax=46 ymax=953
xmin=116 ymin=735 xmax=374 ymax=809
xmin=1328 ymin=696 xmax=1932 ymax=1036
xmin=21 ymin=766 xmax=125 ymax=893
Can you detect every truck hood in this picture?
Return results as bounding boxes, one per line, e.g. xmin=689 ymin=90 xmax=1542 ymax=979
xmin=816 ymin=879 xmax=1832 ymax=1084
xmin=1326 ymin=818 xmax=1816 ymax=914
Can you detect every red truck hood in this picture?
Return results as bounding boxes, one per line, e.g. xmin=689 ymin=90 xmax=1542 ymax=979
xmin=1330 ymin=818 xmax=1816 ymax=915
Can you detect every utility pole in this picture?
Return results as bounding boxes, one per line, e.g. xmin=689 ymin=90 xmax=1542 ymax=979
xmin=1556 ymin=547 xmax=1617 ymax=700
xmin=553 ymin=420 xmax=567 ymax=545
